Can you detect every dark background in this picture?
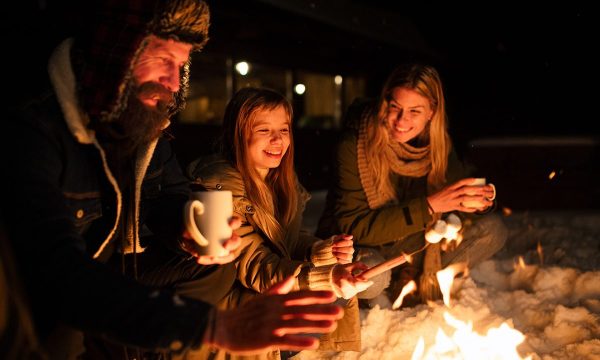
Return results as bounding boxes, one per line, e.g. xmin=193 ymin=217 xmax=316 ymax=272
xmin=5 ymin=0 xmax=599 ymax=210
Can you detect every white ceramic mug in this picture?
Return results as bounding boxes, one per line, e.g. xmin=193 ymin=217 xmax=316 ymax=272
xmin=183 ymin=191 xmax=233 ymax=256
xmin=462 ymin=178 xmax=496 ymax=209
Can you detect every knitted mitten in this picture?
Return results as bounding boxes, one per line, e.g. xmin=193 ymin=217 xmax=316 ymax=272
xmin=310 ymin=238 xmax=337 ymax=267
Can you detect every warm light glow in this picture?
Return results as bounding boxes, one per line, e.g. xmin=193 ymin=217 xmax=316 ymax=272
xmin=392 ymin=280 xmax=417 ymax=309
xmin=445 ymin=213 xmax=462 ymax=241
xmin=537 ymin=241 xmax=544 ymax=265
xmin=334 ymin=75 xmax=343 ymax=85
xmin=517 ymin=256 xmax=526 ymax=269
xmin=294 ymin=83 xmax=306 ymax=95
xmin=425 ymin=220 xmax=447 ymax=244
xmin=411 ymin=337 xmax=425 ymax=360
xmin=235 ymin=61 xmax=249 ymax=75
xmin=455 ymin=232 xmax=464 ymax=247
xmin=548 ymin=170 xmax=556 ymax=179
xmin=410 ymin=312 xmax=531 ymax=359
xmin=436 ymin=262 xmax=467 ymax=307
xmin=510 ymin=256 xmax=539 ymax=290
xmin=502 ymin=207 xmax=513 ymax=216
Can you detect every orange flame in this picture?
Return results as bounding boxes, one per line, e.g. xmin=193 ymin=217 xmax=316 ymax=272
xmin=436 ymin=262 xmax=468 ymax=307
xmin=392 ymin=280 xmax=417 ymax=309
xmin=516 ymin=256 xmax=526 ymax=269
xmin=411 ymin=312 xmax=531 ymax=359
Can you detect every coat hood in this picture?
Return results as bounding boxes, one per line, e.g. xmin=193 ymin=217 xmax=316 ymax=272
xmin=74 ymin=0 xmax=210 ymax=124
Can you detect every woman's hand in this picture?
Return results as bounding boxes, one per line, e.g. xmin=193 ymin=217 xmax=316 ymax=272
xmin=427 ymin=178 xmax=494 ymax=214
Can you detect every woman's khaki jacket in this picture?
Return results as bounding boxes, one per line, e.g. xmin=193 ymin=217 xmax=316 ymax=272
xmin=317 ymin=131 xmax=468 ymax=247
xmin=184 ymin=155 xmax=360 ymax=360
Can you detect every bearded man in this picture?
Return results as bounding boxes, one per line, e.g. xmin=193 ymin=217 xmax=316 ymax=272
xmin=0 ymin=1 xmax=342 ymax=359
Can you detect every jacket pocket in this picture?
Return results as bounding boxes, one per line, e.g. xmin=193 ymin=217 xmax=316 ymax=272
xmin=142 ymin=167 xmax=164 ymax=199
xmin=63 ymin=191 xmax=103 ymax=229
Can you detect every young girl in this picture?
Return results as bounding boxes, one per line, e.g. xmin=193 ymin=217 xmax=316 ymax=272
xmin=317 ymin=63 xmax=507 ymax=304
xmin=187 ymin=87 xmax=371 ymax=359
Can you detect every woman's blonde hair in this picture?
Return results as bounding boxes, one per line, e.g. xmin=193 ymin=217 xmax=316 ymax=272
xmin=365 ymin=64 xmax=451 ymax=199
xmin=221 ymin=87 xmax=298 ymax=231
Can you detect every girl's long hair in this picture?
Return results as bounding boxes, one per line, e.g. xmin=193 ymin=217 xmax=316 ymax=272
xmin=221 ymin=87 xmax=298 ymax=233
xmin=366 ymin=64 xmax=451 ymax=198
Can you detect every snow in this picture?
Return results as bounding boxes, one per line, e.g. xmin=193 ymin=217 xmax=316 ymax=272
xmin=296 ymin=209 xmax=600 ymax=360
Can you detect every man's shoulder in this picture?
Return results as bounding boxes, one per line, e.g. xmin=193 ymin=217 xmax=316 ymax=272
xmin=8 ymin=90 xmax=70 ymax=140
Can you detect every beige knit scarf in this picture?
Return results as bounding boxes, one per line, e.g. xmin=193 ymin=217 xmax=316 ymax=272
xmin=357 ymin=115 xmax=432 ymax=210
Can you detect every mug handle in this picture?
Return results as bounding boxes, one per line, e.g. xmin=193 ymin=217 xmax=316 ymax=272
xmin=183 ymin=200 xmax=209 ymax=247
xmin=488 ymin=183 xmax=497 ymax=201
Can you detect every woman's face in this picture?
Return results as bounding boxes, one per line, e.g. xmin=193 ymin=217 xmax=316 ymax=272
xmin=386 ymin=86 xmax=433 ymax=143
xmin=247 ymin=105 xmax=291 ymax=178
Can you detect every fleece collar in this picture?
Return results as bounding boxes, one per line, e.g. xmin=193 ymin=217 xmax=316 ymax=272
xmin=47 ymin=38 xmax=169 ymax=259
xmin=48 ymin=38 xmax=94 ymax=144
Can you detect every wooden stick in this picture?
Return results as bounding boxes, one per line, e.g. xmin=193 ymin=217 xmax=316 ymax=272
xmin=360 ymin=254 xmax=408 ymax=280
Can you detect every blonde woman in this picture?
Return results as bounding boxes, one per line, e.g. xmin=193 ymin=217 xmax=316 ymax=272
xmin=187 ymin=87 xmax=372 ymax=359
xmin=317 ymin=64 xmax=507 ymax=304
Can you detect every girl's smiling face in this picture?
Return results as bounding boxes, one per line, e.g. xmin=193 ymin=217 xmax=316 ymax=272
xmin=247 ymin=105 xmax=291 ymax=178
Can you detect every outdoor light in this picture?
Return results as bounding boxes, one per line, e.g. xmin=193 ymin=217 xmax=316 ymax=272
xmin=334 ymin=75 xmax=343 ymax=85
xmin=235 ymin=61 xmax=249 ymax=76
xmin=294 ymin=83 xmax=306 ymax=95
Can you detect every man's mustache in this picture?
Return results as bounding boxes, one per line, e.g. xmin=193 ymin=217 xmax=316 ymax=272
xmin=137 ymin=82 xmax=175 ymax=104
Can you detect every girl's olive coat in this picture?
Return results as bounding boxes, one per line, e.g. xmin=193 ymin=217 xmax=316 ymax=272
xmin=185 ymin=156 xmax=360 ymax=360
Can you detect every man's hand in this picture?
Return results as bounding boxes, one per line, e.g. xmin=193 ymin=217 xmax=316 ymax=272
xmin=208 ymin=277 xmax=343 ymax=354
xmin=181 ymin=217 xmax=242 ymax=265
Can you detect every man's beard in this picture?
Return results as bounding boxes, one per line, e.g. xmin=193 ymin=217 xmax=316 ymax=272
xmin=94 ymin=82 xmax=174 ymax=187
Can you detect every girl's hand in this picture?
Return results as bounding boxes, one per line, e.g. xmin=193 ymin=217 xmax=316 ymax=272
xmin=331 ymin=234 xmax=354 ymax=264
xmin=331 ymin=262 xmax=373 ymax=299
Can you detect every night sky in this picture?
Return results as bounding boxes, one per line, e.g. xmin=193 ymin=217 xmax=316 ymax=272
xmin=7 ymin=1 xmax=598 ymax=142
xmin=398 ymin=3 xmax=598 ymax=144
xmin=5 ymin=1 xmax=598 ymax=208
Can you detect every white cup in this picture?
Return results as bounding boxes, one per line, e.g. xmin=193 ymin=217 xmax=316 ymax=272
xmin=183 ymin=191 xmax=233 ymax=257
xmin=462 ymin=178 xmax=496 ymax=209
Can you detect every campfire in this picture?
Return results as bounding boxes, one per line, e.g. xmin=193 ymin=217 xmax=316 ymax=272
xmin=403 ymin=262 xmax=531 ymax=359
xmin=298 ymin=211 xmax=600 ymax=360
xmin=391 ymin=215 xmax=533 ymax=359
xmin=411 ymin=312 xmax=530 ymax=360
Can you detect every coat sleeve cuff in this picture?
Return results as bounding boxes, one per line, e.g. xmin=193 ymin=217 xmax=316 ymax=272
xmin=307 ymin=264 xmax=336 ymax=292
xmin=310 ymin=238 xmax=338 ymax=267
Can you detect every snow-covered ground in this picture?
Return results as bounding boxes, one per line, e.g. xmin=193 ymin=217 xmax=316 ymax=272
xmin=299 ymin=191 xmax=600 ymax=360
